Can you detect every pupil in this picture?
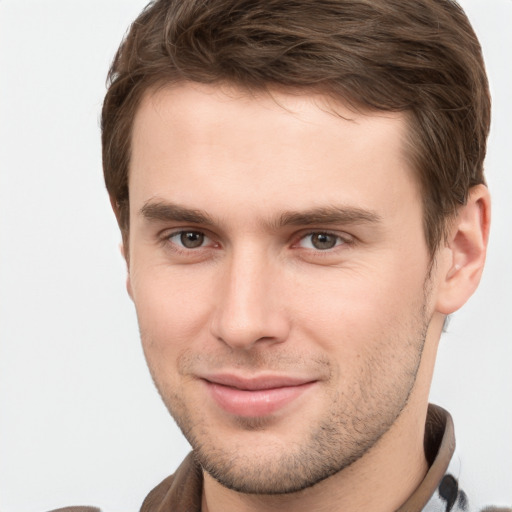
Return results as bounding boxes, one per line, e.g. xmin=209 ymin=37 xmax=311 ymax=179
xmin=312 ymin=233 xmax=336 ymax=250
xmin=181 ymin=231 xmax=204 ymax=248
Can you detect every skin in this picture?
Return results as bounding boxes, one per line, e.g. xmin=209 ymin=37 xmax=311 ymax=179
xmin=124 ymin=83 xmax=490 ymax=512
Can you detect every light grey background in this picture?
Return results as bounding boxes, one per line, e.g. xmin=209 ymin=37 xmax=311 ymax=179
xmin=0 ymin=1 xmax=510 ymax=511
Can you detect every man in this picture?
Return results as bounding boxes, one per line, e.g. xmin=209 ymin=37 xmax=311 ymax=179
xmin=63 ymin=0 xmax=505 ymax=510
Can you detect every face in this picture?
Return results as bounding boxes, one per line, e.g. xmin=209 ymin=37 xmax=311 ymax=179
xmin=127 ymin=84 xmax=437 ymax=494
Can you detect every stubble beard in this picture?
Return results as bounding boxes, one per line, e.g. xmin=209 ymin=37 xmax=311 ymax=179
xmin=146 ymin=318 xmax=429 ymax=496
xmin=143 ymin=276 xmax=433 ymax=495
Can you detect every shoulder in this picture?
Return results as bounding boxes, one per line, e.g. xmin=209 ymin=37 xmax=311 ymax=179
xmin=140 ymin=473 xmax=178 ymax=512
xmin=140 ymin=452 xmax=202 ymax=512
xmin=45 ymin=508 xmax=101 ymax=512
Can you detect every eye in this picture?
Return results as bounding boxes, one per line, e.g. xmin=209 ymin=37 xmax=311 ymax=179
xmin=168 ymin=230 xmax=210 ymax=249
xmin=298 ymin=232 xmax=345 ymax=250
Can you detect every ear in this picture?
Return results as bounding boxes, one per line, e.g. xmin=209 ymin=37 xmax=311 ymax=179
xmin=435 ymin=184 xmax=491 ymax=315
xmin=109 ymin=195 xmax=134 ymax=300
xmin=126 ymin=272 xmax=134 ymax=301
xmin=109 ymin=195 xmax=122 ymax=226
xmin=117 ymin=241 xmax=134 ymax=300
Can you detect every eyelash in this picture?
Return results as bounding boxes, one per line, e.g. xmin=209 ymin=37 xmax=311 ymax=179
xmin=294 ymin=231 xmax=353 ymax=251
xmin=161 ymin=230 xmax=217 ymax=254
xmin=159 ymin=229 xmax=354 ymax=256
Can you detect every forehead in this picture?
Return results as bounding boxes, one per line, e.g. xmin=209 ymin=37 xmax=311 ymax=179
xmin=129 ymin=82 xmax=419 ymax=226
xmin=132 ymin=83 xmax=405 ymax=156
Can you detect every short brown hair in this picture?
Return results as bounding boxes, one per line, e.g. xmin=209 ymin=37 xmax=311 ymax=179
xmin=102 ymin=0 xmax=490 ymax=254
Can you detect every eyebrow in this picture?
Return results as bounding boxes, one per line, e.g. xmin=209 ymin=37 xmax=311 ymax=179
xmin=272 ymin=206 xmax=382 ymax=229
xmin=139 ymin=200 xmax=382 ymax=229
xmin=140 ymin=201 xmax=216 ymax=225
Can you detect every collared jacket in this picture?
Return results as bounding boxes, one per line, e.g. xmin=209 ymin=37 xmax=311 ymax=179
xmin=48 ymin=405 xmax=511 ymax=512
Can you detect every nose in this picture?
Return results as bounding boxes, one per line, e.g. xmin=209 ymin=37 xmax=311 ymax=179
xmin=210 ymin=247 xmax=290 ymax=350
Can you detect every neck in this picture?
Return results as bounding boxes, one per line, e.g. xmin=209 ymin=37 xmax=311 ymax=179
xmin=201 ymin=400 xmax=429 ymax=512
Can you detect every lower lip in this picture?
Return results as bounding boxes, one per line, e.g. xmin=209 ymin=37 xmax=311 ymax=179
xmin=205 ymin=381 xmax=315 ymax=417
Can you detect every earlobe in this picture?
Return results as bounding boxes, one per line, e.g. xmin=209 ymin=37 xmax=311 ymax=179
xmin=126 ymin=273 xmax=134 ymax=300
xmin=435 ymin=184 xmax=491 ymax=315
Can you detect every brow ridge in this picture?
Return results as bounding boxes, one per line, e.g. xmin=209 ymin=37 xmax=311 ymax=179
xmin=139 ymin=200 xmax=382 ymax=230
xmin=272 ymin=206 xmax=382 ymax=229
xmin=140 ymin=201 xmax=215 ymax=225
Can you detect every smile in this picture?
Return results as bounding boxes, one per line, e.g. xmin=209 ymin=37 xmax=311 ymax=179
xmin=202 ymin=375 xmax=316 ymax=417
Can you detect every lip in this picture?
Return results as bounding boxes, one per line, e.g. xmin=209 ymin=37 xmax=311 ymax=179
xmin=201 ymin=374 xmax=316 ymax=417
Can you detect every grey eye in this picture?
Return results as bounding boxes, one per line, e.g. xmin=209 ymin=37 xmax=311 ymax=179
xmin=310 ymin=233 xmax=338 ymax=250
xmin=179 ymin=231 xmax=205 ymax=248
xmin=299 ymin=232 xmax=342 ymax=250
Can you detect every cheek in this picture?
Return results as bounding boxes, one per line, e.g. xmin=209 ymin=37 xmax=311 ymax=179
xmin=288 ymin=259 xmax=429 ymax=354
xmin=130 ymin=264 xmax=215 ymax=360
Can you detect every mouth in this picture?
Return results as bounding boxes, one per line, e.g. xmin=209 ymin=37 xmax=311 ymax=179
xmin=201 ymin=374 xmax=317 ymax=417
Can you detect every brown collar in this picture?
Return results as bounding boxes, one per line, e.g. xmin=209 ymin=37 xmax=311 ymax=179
xmin=396 ymin=403 xmax=455 ymax=511
xmin=140 ymin=404 xmax=455 ymax=512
